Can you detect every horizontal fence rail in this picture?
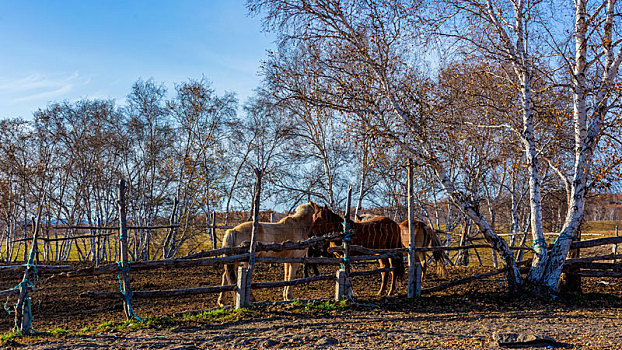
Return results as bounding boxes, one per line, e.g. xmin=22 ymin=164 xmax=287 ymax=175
xmin=4 ymin=224 xmax=621 ymax=329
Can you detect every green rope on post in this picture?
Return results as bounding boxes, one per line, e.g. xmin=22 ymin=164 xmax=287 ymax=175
xmin=116 ymin=261 xmax=142 ymax=322
xmin=9 ymin=278 xmax=36 ymax=333
xmin=531 ymin=238 xmax=548 ymax=250
xmin=531 ymin=238 xmax=548 ymax=259
xmin=116 ymin=261 xmax=131 ymax=272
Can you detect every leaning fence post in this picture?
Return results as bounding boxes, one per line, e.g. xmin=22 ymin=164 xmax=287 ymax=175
xmin=613 ymin=226 xmax=619 ymax=263
xmin=14 ymin=204 xmax=42 ymax=334
xmin=210 ymin=211 xmax=217 ymax=250
xmin=117 ymin=179 xmax=138 ymax=320
xmin=407 ymin=159 xmax=418 ymax=298
xmin=237 ymin=169 xmax=262 ymax=309
xmin=235 ymin=266 xmax=249 ymax=309
xmin=335 ymin=269 xmax=346 ymax=301
xmin=336 ymin=186 xmax=354 ymax=301
xmin=414 ymin=262 xmax=422 ymax=297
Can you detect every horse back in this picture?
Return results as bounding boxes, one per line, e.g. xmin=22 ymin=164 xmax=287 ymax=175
xmin=223 ymin=221 xmax=307 ymax=258
xmin=352 ymin=217 xmax=401 ymax=250
xmin=398 ymin=220 xmax=428 ymax=248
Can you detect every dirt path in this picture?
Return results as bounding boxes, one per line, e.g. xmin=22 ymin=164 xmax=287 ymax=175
xmin=11 ymin=301 xmax=622 ymax=349
xmin=2 ymin=262 xmax=622 ymax=349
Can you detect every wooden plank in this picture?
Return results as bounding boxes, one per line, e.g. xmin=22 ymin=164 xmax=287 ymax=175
xmin=421 ymin=268 xmax=507 ymax=294
xmin=185 ymin=233 xmax=343 ymax=260
xmin=570 ymin=236 xmax=622 ymax=249
xmin=350 ymin=267 xmax=393 ymax=277
xmin=251 ymin=274 xmax=334 ymax=289
xmin=564 ymin=253 xmax=622 ymax=264
xmin=81 ymin=284 xmax=237 ymax=299
xmin=180 ymin=246 xmax=250 ymax=259
xmin=563 ymin=262 xmax=622 ymax=270
xmin=576 ymin=270 xmax=622 ymax=278
xmin=48 ymin=254 xmax=250 ymax=280
xmin=330 ymin=244 xmax=530 ymax=254
xmin=0 ymin=288 xmax=19 ymax=297
xmin=0 ymin=265 xmax=71 ymax=272
xmin=255 ymin=256 xmax=342 ymax=265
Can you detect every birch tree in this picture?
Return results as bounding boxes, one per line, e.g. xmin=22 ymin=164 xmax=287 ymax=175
xmin=252 ymin=0 xmax=523 ymax=289
xmin=539 ymin=0 xmax=622 ymax=293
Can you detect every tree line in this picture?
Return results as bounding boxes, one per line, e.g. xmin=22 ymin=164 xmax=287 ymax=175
xmin=248 ymin=0 xmax=622 ymax=295
xmin=1 ymin=0 xmax=621 ymax=297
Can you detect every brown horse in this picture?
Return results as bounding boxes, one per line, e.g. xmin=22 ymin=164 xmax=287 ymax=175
xmin=398 ymin=220 xmax=447 ymax=278
xmin=309 ymin=204 xmax=404 ymax=296
xmin=217 ymin=202 xmax=316 ymax=306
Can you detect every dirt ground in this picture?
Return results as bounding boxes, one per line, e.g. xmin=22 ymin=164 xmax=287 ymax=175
xmin=1 ymin=255 xmax=622 ymax=349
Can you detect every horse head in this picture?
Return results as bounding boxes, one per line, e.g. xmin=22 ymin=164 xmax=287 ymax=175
xmin=309 ymin=205 xmax=342 ymax=237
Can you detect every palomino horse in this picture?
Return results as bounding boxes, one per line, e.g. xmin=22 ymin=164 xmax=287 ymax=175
xmin=309 ymin=204 xmax=404 ymax=296
xmin=217 ymin=202 xmax=316 ymax=306
xmin=398 ymin=220 xmax=447 ymax=278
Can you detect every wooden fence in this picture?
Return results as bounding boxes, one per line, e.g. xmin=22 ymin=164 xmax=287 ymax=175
xmin=2 ymin=177 xmax=622 ymax=334
xmin=3 ymin=219 xmax=622 ymax=334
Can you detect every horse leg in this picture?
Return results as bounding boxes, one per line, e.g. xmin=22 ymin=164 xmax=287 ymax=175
xmin=378 ymin=258 xmax=389 ymax=296
xmin=218 ymin=262 xmax=239 ymax=307
xmin=388 ymin=256 xmax=404 ymax=295
xmin=283 ymin=263 xmax=290 ymax=300
xmin=416 ymin=251 xmax=427 ymax=279
xmin=283 ymin=262 xmax=299 ymax=300
xmin=217 ymin=270 xmax=228 ymax=307
xmin=304 ymin=263 xmax=320 ymax=277
xmin=387 ymin=258 xmax=397 ymax=296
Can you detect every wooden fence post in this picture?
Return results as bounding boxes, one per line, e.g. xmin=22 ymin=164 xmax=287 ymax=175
xmin=117 ymin=179 xmax=135 ymax=320
xmin=210 ymin=212 xmax=217 ymax=250
xmin=613 ymin=226 xmax=619 ymax=263
xmin=335 ymin=269 xmax=346 ymax=301
xmin=237 ymin=169 xmax=262 ymax=308
xmin=456 ymin=220 xmax=470 ymax=266
xmin=407 ymin=159 xmax=418 ymax=298
xmin=14 ymin=205 xmax=42 ymax=334
xmin=414 ymin=261 xmax=422 ymax=297
xmin=336 ymin=186 xmax=353 ymax=301
xmin=563 ymin=229 xmax=582 ymax=293
xmin=235 ymin=266 xmax=249 ymax=309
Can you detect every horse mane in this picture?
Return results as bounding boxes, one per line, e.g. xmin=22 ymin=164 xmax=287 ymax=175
xmin=322 ymin=206 xmax=346 ymax=223
xmin=277 ymin=202 xmax=315 ymax=224
xmin=355 ymin=213 xmax=380 ymax=222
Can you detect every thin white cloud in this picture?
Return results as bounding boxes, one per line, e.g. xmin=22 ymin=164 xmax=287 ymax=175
xmin=0 ymin=72 xmax=88 ymax=105
xmin=13 ymin=83 xmax=74 ymax=103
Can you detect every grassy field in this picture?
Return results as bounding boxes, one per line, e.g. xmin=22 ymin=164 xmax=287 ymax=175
xmin=1 ymin=220 xmax=620 ymax=264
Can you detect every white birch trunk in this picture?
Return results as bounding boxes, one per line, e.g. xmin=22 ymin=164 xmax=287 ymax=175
xmin=540 ymin=0 xmax=622 ymax=294
xmin=521 ymin=75 xmax=548 ymax=284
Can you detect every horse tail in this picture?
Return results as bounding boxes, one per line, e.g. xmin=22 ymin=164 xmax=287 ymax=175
xmin=393 ymin=253 xmax=405 ymax=279
xmin=222 ymin=228 xmax=238 ymax=285
xmin=427 ymin=226 xmax=448 ymax=277
xmin=390 ymin=222 xmax=405 ymax=279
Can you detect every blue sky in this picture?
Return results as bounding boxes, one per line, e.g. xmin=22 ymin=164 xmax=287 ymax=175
xmin=0 ymin=1 xmax=275 ymax=119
